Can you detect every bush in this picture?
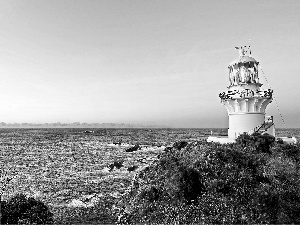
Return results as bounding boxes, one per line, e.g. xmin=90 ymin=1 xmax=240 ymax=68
xmin=276 ymin=138 xmax=284 ymax=144
xmin=178 ymin=167 xmax=205 ymax=203
xmin=117 ymin=139 xmax=300 ymax=224
xmin=236 ymin=133 xmax=275 ymax=154
xmin=139 ymin=186 xmax=161 ymax=202
xmin=1 ymin=193 xmax=53 ymax=224
xmin=173 ymin=141 xmax=188 ymax=150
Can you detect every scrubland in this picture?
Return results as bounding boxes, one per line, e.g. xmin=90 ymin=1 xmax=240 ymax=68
xmin=1 ymin=128 xmax=300 ymax=224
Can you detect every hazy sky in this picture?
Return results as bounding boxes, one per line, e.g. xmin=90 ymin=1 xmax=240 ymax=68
xmin=0 ymin=0 xmax=299 ymax=128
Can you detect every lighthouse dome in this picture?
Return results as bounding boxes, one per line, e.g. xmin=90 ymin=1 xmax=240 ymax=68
xmin=229 ymin=56 xmax=258 ymax=67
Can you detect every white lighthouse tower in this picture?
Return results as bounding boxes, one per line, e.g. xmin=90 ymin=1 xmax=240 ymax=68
xmin=220 ymin=45 xmax=275 ymax=138
xmin=208 ymin=45 xmax=275 ymax=143
xmin=208 ymin=45 xmax=297 ymax=144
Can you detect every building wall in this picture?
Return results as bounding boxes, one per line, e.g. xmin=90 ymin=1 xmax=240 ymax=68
xmin=228 ymin=113 xmax=265 ymax=138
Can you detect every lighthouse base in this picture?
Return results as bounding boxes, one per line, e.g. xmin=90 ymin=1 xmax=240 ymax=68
xmin=228 ymin=113 xmax=265 ymax=139
xmin=207 ymin=136 xmax=236 ymax=144
xmin=207 ymin=136 xmax=297 ymax=144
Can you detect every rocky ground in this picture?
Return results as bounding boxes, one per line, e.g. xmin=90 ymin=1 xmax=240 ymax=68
xmin=1 ymin=128 xmax=206 ymax=223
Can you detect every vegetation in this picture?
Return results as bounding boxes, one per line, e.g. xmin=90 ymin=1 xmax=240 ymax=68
xmin=1 ymin=129 xmax=300 ymax=223
xmin=1 ymin=194 xmax=53 ymax=224
xmin=117 ymin=133 xmax=300 ymax=224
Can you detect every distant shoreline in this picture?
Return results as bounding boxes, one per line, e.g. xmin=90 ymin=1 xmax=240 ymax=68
xmin=0 ymin=125 xmax=296 ymax=129
xmin=0 ymin=123 xmax=161 ymax=129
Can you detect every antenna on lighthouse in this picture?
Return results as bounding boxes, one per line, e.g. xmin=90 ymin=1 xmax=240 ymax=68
xmin=249 ymin=39 xmax=252 ymax=56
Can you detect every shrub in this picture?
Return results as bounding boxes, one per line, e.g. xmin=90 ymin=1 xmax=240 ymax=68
xmin=282 ymin=143 xmax=300 ymax=162
xmin=236 ymin=133 xmax=256 ymax=148
xmin=139 ymin=186 xmax=161 ymax=202
xmin=236 ymin=133 xmax=275 ymax=154
xmin=276 ymin=138 xmax=284 ymax=144
xmin=255 ymin=133 xmax=275 ymax=153
xmin=117 ymin=140 xmax=300 ymax=224
xmin=1 ymin=193 xmax=53 ymax=224
xmin=178 ymin=167 xmax=205 ymax=203
xmin=173 ymin=141 xmax=188 ymax=150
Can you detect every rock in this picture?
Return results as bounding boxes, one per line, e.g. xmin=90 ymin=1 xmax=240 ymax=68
xmin=125 ymin=144 xmax=141 ymax=152
xmin=108 ymin=160 xmax=124 ymax=171
xmin=164 ymin=146 xmax=173 ymax=152
xmin=83 ymin=130 xmax=94 ymax=134
xmin=113 ymin=161 xmax=123 ymax=169
xmin=81 ymin=194 xmax=100 ymax=207
xmin=108 ymin=164 xmax=115 ymax=172
xmin=67 ymin=199 xmax=87 ymax=207
xmin=102 ymin=167 xmax=110 ymax=173
xmin=127 ymin=165 xmax=138 ymax=172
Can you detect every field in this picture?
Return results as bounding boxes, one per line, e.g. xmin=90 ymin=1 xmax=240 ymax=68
xmin=1 ymin=128 xmax=299 ymax=223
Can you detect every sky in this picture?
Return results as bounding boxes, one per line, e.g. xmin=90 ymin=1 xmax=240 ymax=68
xmin=0 ymin=0 xmax=299 ymax=128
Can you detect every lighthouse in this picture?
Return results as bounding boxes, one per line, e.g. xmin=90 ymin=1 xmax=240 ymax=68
xmin=220 ymin=46 xmax=275 ymax=138
xmin=207 ymin=45 xmax=297 ymax=144
xmin=208 ymin=45 xmax=276 ymax=143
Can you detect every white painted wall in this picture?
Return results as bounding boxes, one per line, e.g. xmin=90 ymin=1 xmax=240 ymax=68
xmin=228 ymin=113 xmax=265 ymax=138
